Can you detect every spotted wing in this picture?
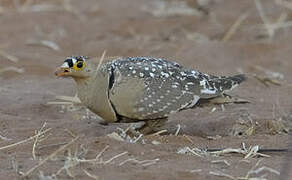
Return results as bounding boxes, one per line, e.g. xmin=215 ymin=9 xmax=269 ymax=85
xmin=107 ymin=57 xmax=204 ymax=120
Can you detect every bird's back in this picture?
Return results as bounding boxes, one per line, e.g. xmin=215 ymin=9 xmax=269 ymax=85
xmin=97 ymin=57 xmax=246 ymax=121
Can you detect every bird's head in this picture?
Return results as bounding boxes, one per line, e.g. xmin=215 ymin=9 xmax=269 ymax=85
xmin=55 ymin=56 xmax=94 ymax=78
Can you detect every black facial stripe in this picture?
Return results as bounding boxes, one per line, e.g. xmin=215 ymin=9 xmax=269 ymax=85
xmin=64 ymin=59 xmax=73 ymax=68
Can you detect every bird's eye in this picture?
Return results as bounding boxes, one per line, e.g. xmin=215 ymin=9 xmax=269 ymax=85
xmin=77 ymin=62 xmax=83 ymax=68
xmin=73 ymin=61 xmax=85 ymax=70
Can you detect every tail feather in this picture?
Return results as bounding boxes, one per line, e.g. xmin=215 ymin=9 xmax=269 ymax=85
xmin=200 ymin=74 xmax=246 ymax=98
xmin=229 ymin=74 xmax=247 ymax=84
xmin=221 ymin=74 xmax=246 ymax=92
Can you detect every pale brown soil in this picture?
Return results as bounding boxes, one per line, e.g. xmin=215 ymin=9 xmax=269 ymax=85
xmin=0 ymin=0 xmax=292 ymax=179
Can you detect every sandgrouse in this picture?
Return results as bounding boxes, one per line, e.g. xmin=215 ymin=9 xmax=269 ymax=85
xmin=55 ymin=56 xmax=246 ymax=132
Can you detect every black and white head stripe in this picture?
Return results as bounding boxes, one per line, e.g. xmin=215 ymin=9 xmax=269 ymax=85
xmin=62 ymin=56 xmax=88 ymax=68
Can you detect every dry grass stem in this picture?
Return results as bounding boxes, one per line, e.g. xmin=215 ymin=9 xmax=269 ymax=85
xmin=255 ymin=0 xmax=274 ymax=38
xmin=0 ymin=50 xmax=19 ymax=62
xmin=73 ymin=145 xmax=109 ymax=164
xmin=211 ymin=145 xmax=270 ymax=158
xmin=183 ymin=135 xmax=194 ymax=144
xmin=132 ymin=134 xmax=143 ymax=143
xmin=46 ymin=101 xmax=75 ymax=105
xmin=149 ymin=129 xmax=168 ymax=136
xmin=177 ymin=147 xmax=203 ymax=157
xmin=47 ymin=95 xmax=81 ymax=105
xmin=0 ymin=133 xmax=11 ymax=141
xmin=108 ymin=127 xmax=144 ymax=143
xmin=119 ymin=158 xmax=159 ymax=166
xmin=64 ymin=128 xmax=78 ymax=138
xmin=254 ymin=65 xmax=284 ymax=80
xmin=0 ymin=128 xmax=51 ymax=151
xmin=55 ymin=146 xmax=130 ymax=177
xmin=209 ymin=170 xmax=236 ymax=179
xmin=96 ymin=50 xmax=107 ymax=71
xmin=107 ymin=132 xmax=126 ymax=142
xmin=103 ymin=151 xmax=128 ymax=165
xmin=95 ymin=145 xmax=110 ymax=160
xmin=253 ymin=74 xmax=281 ymax=86
xmin=55 ymin=95 xmax=81 ymax=103
xmin=83 ymin=169 xmax=100 ymax=180
xmin=221 ymin=104 xmax=225 ymax=112
xmin=38 ymin=171 xmax=55 ymax=180
xmin=247 ymin=166 xmax=280 ymax=176
xmin=148 ymin=1 xmax=202 ymax=17
xmin=255 ymin=0 xmax=291 ymax=38
xmin=237 ymin=159 xmax=280 ymax=179
xmin=174 ymin=124 xmax=181 ymax=136
xmin=0 ymin=66 xmax=24 ymax=74
xmin=210 ymin=148 xmax=245 ymax=155
xmin=222 ymin=13 xmax=249 ymax=42
xmin=32 ymin=122 xmax=48 ymax=160
xmin=26 ymin=40 xmax=61 ymax=51
xmin=63 ymin=0 xmax=86 ymax=20
xmin=211 ymin=159 xmax=231 ymax=166
xmin=22 ymin=136 xmax=79 ymax=177
xmin=190 ymin=169 xmax=202 ymax=173
xmin=37 ymin=142 xmax=68 ymax=150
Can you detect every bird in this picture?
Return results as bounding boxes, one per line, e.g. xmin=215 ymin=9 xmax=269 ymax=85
xmin=55 ymin=56 xmax=246 ymax=133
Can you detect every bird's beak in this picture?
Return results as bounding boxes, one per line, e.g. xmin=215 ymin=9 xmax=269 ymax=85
xmin=55 ymin=67 xmax=71 ymax=77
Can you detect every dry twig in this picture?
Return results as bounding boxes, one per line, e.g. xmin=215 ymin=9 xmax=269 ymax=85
xmin=174 ymin=124 xmax=181 ymax=136
xmin=26 ymin=40 xmax=61 ymax=51
xmin=32 ymin=123 xmax=48 ymax=160
xmin=119 ymin=158 xmax=159 ymax=166
xmin=83 ymin=169 xmax=100 ymax=180
xmin=0 ymin=50 xmax=19 ymax=62
xmin=255 ymin=0 xmax=274 ymax=38
xmin=0 ymin=128 xmax=51 ymax=151
xmin=97 ymin=50 xmax=107 ymax=71
xmin=0 ymin=66 xmax=24 ymax=74
xmin=222 ymin=13 xmax=249 ymax=42
xmin=23 ymin=136 xmax=79 ymax=177
xmin=209 ymin=170 xmax=235 ymax=179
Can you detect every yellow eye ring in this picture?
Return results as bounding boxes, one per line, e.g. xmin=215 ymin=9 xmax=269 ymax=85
xmin=73 ymin=61 xmax=85 ymax=70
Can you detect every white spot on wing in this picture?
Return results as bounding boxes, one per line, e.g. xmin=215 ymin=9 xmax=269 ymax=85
xmin=138 ymin=107 xmax=145 ymax=112
xmin=180 ymin=72 xmax=187 ymax=76
xmin=161 ymin=72 xmax=169 ymax=78
xmin=201 ymin=88 xmax=217 ymax=94
xmin=200 ymin=79 xmax=206 ymax=86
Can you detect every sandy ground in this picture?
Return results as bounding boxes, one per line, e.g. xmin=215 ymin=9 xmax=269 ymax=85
xmin=0 ymin=0 xmax=292 ymax=179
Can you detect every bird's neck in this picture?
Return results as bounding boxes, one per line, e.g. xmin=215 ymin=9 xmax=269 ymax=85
xmin=73 ymin=76 xmax=94 ymax=103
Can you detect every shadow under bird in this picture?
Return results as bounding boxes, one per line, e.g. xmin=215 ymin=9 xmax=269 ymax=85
xmin=55 ymin=56 xmax=246 ymax=133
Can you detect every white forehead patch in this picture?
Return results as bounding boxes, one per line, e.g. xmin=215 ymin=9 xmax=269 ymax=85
xmin=72 ymin=58 xmax=77 ymax=64
xmin=61 ymin=62 xmax=69 ymax=68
